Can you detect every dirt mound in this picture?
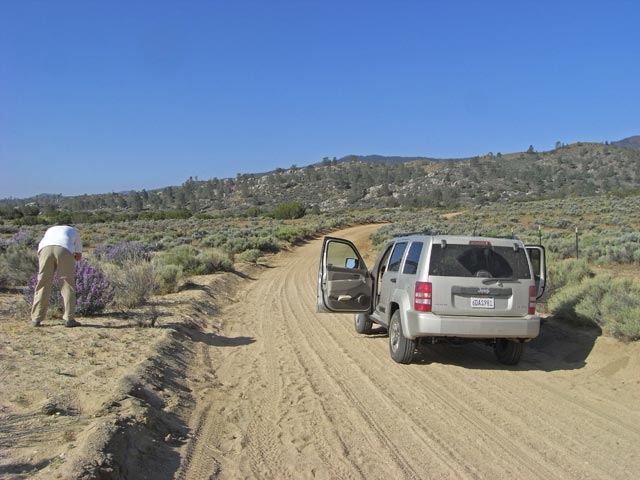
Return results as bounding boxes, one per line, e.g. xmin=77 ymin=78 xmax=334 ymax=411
xmin=0 ymin=265 xmax=261 ymax=480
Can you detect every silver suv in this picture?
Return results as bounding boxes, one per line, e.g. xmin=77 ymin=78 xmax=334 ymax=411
xmin=317 ymin=234 xmax=546 ymax=365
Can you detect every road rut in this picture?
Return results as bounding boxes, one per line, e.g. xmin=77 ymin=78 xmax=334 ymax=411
xmin=176 ymin=224 xmax=640 ymax=480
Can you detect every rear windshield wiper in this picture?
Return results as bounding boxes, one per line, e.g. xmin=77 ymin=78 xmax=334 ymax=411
xmin=482 ymin=277 xmax=515 ymax=284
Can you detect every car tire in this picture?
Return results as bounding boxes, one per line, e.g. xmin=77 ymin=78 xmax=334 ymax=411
xmin=388 ymin=310 xmax=415 ymax=364
xmin=354 ymin=313 xmax=373 ymax=334
xmin=494 ymin=339 xmax=524 ymax=365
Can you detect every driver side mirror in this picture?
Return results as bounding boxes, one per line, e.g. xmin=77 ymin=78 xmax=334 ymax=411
xmin=345 ymin=257 xmax=358 ymax=269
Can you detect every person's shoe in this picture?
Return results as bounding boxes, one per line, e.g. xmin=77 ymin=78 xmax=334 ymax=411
xmin=64 ymin=319 xmax=81 ymax=328
xmin=31 ymin=320 xmax=41 ymax=327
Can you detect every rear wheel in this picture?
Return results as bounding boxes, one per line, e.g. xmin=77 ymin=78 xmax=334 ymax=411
xmin=388 ymin=310 xmax=416 ymax=364
xmin=494 ymin=339 xmax=524 ymax=365
xmin=354 ymin=313 xmax=373 ymax=334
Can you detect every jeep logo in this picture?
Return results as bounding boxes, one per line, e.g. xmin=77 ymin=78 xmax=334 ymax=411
xmin=477 ymin=288 xmax=491 ymax=294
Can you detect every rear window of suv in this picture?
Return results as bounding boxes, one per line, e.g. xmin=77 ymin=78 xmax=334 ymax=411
xmin=428 ymin=244 xmax=531 ymax=279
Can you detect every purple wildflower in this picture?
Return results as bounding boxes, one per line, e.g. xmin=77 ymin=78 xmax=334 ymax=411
xmin=23 ymin=260 xmax=114 ymax=316
xmin=93 ymin=241 xmax=153 ymax=265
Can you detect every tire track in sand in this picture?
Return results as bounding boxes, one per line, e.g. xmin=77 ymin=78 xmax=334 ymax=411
xmin=177 ymin=224 xmax=640 ymax=479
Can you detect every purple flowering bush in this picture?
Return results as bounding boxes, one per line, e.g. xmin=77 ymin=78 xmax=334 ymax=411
xmin=93 ymin=241 xmax=153 ymax=266
xmin=23 ymin=260 xmax=114 ymax=316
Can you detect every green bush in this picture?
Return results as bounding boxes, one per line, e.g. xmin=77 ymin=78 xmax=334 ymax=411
xmin=599 ymin=280 xmax=640 ymax=340
xmin=546 ymin=258 xmax=593 ymax=298
xmin=548 ymin=275 xmax=640 ymax=340
xmin=0 ymin=242 xmax=38 ymax=288
xmin=196 ymin=248 xmax=234 ymax=273
xmin=225 ymin=235 xmax=279 ymax=254
xmin=201 ymin=233 xmax=228 ymax=248
xmin=269 ymin=201 xmax=306 ymax=220
xmin=103 ymin=261 xmax=157 ymax=309
xmin=154 ymin=245 xmax=234 ymax=275
xmin=548 ymin=281 xmax=592 ymax=326
xmin=154 ymin=263 xmax=184 ymax=294
xmin=236 ymin=249 xmax=263 ymax=264
xmin=154 ymin=245 xmax=204 ymax=275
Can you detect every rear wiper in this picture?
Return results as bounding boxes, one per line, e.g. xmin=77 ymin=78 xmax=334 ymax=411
xmin=482 ymin=277 xmax=515 ymax=284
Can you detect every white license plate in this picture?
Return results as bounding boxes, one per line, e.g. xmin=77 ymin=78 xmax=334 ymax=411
xmin=471 ymin=297 xmax=495 ymax=309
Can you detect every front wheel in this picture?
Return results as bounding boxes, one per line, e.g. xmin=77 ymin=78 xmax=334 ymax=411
xmin=388 ymin=310 xmax=416 ymax=364
xmin=494 ymin=339 xmax=524 ymax=365
xmin=354 ymin=313 xmax=373 ymax=334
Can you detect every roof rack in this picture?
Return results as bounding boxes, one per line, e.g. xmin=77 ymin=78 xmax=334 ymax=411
xmin=391 ymin=231 xmax=521 ymax=240
xmin=393 ymin=231 xmax=445 ymax=237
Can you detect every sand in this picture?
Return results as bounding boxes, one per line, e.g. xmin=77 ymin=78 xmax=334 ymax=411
xmin=1 ymin=224 xmax=639 ymax=479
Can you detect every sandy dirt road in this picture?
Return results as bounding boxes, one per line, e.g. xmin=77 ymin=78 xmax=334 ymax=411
xmin=176 ymin=224 xmax=640 ymax=480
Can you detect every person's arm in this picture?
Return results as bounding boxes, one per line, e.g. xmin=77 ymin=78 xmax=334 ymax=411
xmin=73 ymin=229 xmax=83 ymax=261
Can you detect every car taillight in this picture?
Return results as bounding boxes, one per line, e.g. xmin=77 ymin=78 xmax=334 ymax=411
xmin=529 ymin=285 xmax=536 ymax=315
xmin=415 ymin=282 xmax=432 ymax=312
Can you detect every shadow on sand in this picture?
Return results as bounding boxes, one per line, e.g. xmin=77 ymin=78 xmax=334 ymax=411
xmin=364 ymin=317 xmax=601 ymax=372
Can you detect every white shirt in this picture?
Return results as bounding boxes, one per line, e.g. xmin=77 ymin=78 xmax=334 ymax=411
xmin=38 ymin=226 xmax=83 ymax=254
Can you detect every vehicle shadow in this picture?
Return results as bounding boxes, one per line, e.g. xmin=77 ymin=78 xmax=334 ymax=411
xmin=389 ymin=317 xmax=600 ymax=372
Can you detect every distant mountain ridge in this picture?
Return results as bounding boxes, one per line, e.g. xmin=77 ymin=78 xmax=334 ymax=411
xmin=614 ymin=136 xmax=640 ymax=149
xmin=2 ymin=139 xmax=640 ymax=221
xmin=336 ymin=154 xmax=446 ymax=164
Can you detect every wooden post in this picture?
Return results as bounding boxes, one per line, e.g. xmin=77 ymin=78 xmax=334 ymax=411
xmin=538 ymin=225 xmax=542 ymax=244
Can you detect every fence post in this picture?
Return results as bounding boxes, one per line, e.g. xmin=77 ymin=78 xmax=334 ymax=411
xmin=575 ymin=227 xmax=579 ymax=259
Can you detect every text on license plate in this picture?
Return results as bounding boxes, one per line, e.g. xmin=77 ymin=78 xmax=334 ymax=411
xmin=471 ymin=297 xmax=495 ymax=309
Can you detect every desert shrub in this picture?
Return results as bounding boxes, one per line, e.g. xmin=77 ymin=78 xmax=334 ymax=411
xmin=23 ymin=260 xmax=113 ymax=316
xmin=93 ymin=241 xmax=153 ymax=265
xmin=0 ymin=232 xmax=38 ymax=288
xmin=154 ymin=245 xmax=234 ymax=275
xmin=548 ymin=282 xmax=584 ymax=324
xmin=70 ymin=261 xmax=114 ymax=315
xmin=599 ymin=280 xmax=640 ymax=340
xmin=103 ymin=261 xmax=157 ymax=309
xmin=545 ymin=258 xmax=593 ymax=298
xmin=268 ymin=201 xmax=306 ymax=219
xmin=236 ymin=249 xmax=262 ymax=264
xmin=154 ymin=245 xmax=202 ymax=274
xmin=0 ymin=225 xmax=19 ymax=234
xmin=154 ymin=263 xmax=184 ymax=294
xmin=196 ymin=248 xmax=234 ymax=272
xmin=274 ymin=225 xmax=314 ymax=244
xmin=201 ymin=233 xmax=228 ymax=248
xmin=549 ymin=275 xmax=640 ymax=340
xmin=549 ymin=276 xmax=606 ymax=327
xmin=225 ymin=235 xmax=279 ymax=254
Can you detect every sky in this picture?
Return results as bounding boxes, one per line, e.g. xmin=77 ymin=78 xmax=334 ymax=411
xmin=1 ymin=0 xmax=639 ymax=199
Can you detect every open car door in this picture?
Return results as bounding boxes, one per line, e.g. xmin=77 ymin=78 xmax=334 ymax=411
xmin=525 ymin=245 xmax=547 ymax=299
xmin=317 ymin=237 xmax=373 ymax=313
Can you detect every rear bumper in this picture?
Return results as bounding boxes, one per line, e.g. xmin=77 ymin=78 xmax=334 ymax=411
xmin=404 ymin=311 xmax=540 ymax=339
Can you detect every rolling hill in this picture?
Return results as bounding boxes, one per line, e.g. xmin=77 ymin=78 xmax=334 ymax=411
xmin=2 ymin=140 xmax=640 ymax=223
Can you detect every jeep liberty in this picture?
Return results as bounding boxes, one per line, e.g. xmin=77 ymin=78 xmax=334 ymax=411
xmin=316 ymin=234 xmax=546 ymax=365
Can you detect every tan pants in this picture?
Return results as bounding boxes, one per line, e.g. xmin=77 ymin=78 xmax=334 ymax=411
xmin=31 ymin=246 xmax=76 ymax=323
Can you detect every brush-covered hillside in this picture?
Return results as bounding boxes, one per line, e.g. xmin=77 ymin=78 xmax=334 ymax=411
xmin=2 ymin=141 xmax=640 ymax=224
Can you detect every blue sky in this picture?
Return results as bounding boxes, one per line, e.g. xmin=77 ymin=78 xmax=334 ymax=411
xmin=1 ymin=0 xmax=639 ymax=199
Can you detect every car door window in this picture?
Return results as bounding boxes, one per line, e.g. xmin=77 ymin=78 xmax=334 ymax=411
xmin=326 ymin=241 xmax=363 ymax=270
xmin=387 ymin=242 xmax=407 ymax=273
xmin=402 ymin=242 xmax=423 ymax=274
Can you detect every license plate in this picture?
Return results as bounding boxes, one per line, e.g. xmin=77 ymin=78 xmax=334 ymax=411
xmin=471 ymin=297 xmax=495 ymax=309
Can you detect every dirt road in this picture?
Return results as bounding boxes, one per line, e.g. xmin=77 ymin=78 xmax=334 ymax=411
xmin=176 ymin=224 xmax=640 ymax=479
